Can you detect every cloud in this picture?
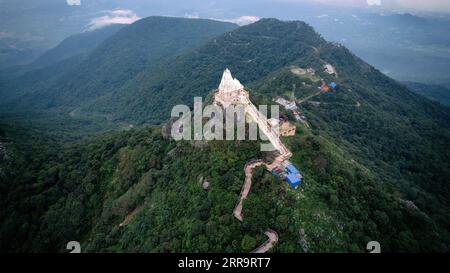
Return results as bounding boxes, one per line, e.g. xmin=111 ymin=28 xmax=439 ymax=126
xmin=186 ymin=14 xmax=259 ymax=26
xmin=184 ymin=12 xmax=200 ymax=19
xmin=367 ymin=0 xmax=381 ymax=6
xmin=0 ymin=31 xmax=43 ymax=41
xmin=316 ymin=14 xmax=329 ymax=18
xmin=300 ymin=0 xmax=450 ymax=12
xmin=87 ymin=9 xmax=141 ymax=31
xmin=66 ymin=0 xmax=81 ymax=6
xmin=216 ymin=16 xmax=260 ymax=26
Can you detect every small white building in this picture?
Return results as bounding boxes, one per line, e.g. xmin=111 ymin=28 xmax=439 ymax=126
xmin=274 ymin=97 xmax=298 ymax=111
xmin=324 ymin=64 xmax=336 ymax=75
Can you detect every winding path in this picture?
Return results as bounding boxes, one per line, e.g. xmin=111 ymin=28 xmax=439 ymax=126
xmin=233 ymin=160 xmax=265 ymax=221
xmin=251 ymin=230 xmax=279 ymax=253
xmin=231 ymin=107 xmax=292 ymax=253
xmin=216 ymin=68 xmax=291 ymax=253
xmin=234 ymin=154 xmax=288 ymax=253
xmin=297 ymin=91 xmax=321 ymax=104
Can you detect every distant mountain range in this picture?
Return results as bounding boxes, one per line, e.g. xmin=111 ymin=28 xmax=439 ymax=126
xmin=1 ymin=24 xmax=125 ymax=79
xmin=304 ymin=12 xmax=450 ymax=84
xmin=1 ymin=1 xmax=450 ymax=85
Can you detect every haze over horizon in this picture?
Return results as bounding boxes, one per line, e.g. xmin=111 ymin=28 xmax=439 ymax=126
xmin=298 ymin=0 xmax=450 ymax=13
xmin=2 ymin=0 xmax=450 ymax=83
xmin=59 ymin=0 xmax=450 ymax=15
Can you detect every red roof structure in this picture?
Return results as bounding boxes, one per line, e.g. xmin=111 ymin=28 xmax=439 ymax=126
xmin=320 ymin=84 xmax=331 ymax=92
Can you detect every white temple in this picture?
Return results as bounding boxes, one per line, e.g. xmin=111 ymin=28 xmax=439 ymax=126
xmin=213 ymin=68 xmax=292 ymax=158
xmin=214 ymin=68 xmax=250 ymax=109
xmin=219 ymin=68 xmax=244 ymax=92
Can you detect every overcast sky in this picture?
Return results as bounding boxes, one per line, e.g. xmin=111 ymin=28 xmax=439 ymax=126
xmin=294 ymin=0 xmax=450 ymax=13
xmin=59 ymin=0 xmax=450 ymax=30
xmin=61 ymin=0 xmax=450 ymax=15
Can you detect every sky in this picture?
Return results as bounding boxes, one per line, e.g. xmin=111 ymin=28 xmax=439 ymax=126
xmin=69 ymin=0 xmax=450 ymax=13
xmin=60 ymin=0 xmax=450 ymax=23
xmin=2 ymin=0 xmax=449 ymax=45
xmin=60 ymin=0 xmax=450 ymax=31
xmin=295 ymin=0 xmax=450 ymax=12
xmin=70 ymin=0 xmax=450 ymax=30
xmin=66 ymin=0 xmax=81 ymax=6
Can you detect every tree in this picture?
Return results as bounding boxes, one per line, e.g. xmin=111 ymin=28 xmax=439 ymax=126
xmin=241 ymin=235 xmax=257 ymax=252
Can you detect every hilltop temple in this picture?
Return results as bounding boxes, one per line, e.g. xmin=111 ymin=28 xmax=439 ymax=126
xmin=214 ymin=68 xmax=292 ymax=158
xmin=213 ymin=68 xmax=300 ymax=189
xmin=214 ymin=68 xmax=250 ymax=108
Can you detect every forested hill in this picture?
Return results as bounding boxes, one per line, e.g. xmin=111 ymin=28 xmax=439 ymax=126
xmin=0 ymin=17 xmax=449 ymax=252
xmin=404 ymin=82 xmax=450 ymax=106
xmin=0 ymin=121 xmax=447 ymax=252
xmin=0 ymin=17 xmax=237 ymax=109
xmin=2 ymin=24 xmax=126 ymax=79
xmin=82 ymin=19 xmax=328 ymax=124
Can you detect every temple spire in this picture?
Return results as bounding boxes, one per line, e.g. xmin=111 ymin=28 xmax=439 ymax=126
xmin=218 ymin=68 xmax=244 ymax=93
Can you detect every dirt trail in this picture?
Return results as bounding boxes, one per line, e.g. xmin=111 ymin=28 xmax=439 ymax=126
xmin=233 ymin=160 xmax=265 ymax=221
xmin=119 ymin=205 xmax=145 ymax=227
xmin=234 ymin=154 xmax=289 ymax=222
xmin=251 ymin=230 xmax=279 ymax=253
xmin=234 ymin=154 xmax=289 ymax=253
xmin=230 ymin=83 xmax=295 ymax=253
xmin=297 ymin=91 xmax=321 ymax=104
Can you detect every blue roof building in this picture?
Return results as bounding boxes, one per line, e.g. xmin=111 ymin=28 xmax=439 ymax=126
xmin=276 ymin=161 xmax=303 ymax=189
xmin=286 ymin=173 xmax=302 ymax=189
xmin=286 ymin=164 xmax=299 ymax=174
xmin=328 ymin=82 xmax=337 ymax=89
xmin=284 ymin=163 xmax=302 ymax=189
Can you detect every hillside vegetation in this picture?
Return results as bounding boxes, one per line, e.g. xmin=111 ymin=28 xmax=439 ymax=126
xmin=0 ymin=17 xmax=237 ymax=110
xmin=0 ymin=24 xmax=125 ymax=80
xmin=404 ymin=82 xmax=450 ymax=106
xmin=1 ymin=122 xmax=444 ymax=252
xmin=0 ymin=18 xmax=449 ymax=252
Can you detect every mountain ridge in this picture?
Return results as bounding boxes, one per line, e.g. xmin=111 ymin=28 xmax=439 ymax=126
xmin=0 ymin=17 xmax=238 ymax=111
xmin=0 ymin=17 xmax=449 ymax=253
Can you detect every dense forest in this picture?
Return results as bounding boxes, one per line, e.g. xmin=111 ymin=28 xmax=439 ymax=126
xmin=1 ymin=120 xmax=445 ymax=252
xmin=250 ymin=49 xmax=450 ymax=246
xmin=0 ymin=17 xmax=449 ymax=252
xmin=0 ymin=17 xmax=237 ymax=109
xmin=404 ymin=82 xmax=450 ymax=106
